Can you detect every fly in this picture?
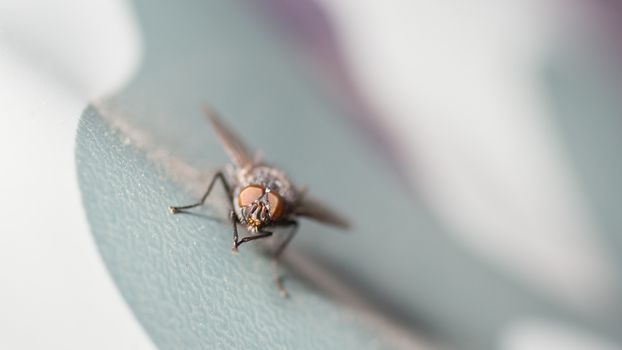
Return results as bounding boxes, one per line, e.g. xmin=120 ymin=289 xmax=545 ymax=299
xmin=169 ymin=107 xmax=349 ymax=297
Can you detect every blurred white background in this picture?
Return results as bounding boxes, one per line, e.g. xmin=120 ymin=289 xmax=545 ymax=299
xmin=0 ymin=1 xmax=152 ymax=349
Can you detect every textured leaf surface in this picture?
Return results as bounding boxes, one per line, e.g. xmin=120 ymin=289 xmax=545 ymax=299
xmin=77 ymin=110 xmax=399 ymax=349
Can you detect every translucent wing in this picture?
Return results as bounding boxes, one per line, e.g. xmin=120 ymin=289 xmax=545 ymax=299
xmin=204 ymin=106 xmax=255 ymax=168
xmin=293 ymin=196 xmax=350 ymax=229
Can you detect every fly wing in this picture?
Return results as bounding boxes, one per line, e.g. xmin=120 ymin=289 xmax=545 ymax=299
xmin=293 ymin=196 xmax=350 ymax=229
xmin=204 ymin=106 xmax=255 ymax=168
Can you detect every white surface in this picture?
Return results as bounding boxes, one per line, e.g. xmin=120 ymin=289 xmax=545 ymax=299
xmin=318 ymin=0 xmax=617 ymax=314
xmin=0 ymin=1 xmax=153 ymax=349
xmin=502 ymin=319 xmax=620 ymax=350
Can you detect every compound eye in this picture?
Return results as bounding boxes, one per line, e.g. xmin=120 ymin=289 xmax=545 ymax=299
xmin=238 ymin=185 xmax=264 ymax=207
xmin=267 ymin=192 xmax=284 ymax=220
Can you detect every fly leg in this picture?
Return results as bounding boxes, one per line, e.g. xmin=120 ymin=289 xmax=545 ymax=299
xmin=230 ymin=210 xmax=241 ymax=253
xmin=169 ymin=171 xmax=231 ymax=213
xmin=232 ymin=229 xmax=273 ymax=253
xmin=272 ymin=220 xmax=298 ymax=297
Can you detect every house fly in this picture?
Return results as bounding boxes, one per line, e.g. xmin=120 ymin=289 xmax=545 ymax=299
xmin=169 ymin=107 xmax=349 ymax=296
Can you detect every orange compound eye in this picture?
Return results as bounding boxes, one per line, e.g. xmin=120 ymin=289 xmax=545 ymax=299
xmin=267 ymin=192 xmax=284 ymax=220
xmin=238 ymin=185 xmax=264 ymax=207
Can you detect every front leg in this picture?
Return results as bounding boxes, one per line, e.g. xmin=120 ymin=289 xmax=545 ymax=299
xmin=230 ymin=210 xmax=239 ymax=251
xmin=233 ymin=229 xmax=273 ymax=253
xmin=169 ymin=171 xmax=231 ymax=213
